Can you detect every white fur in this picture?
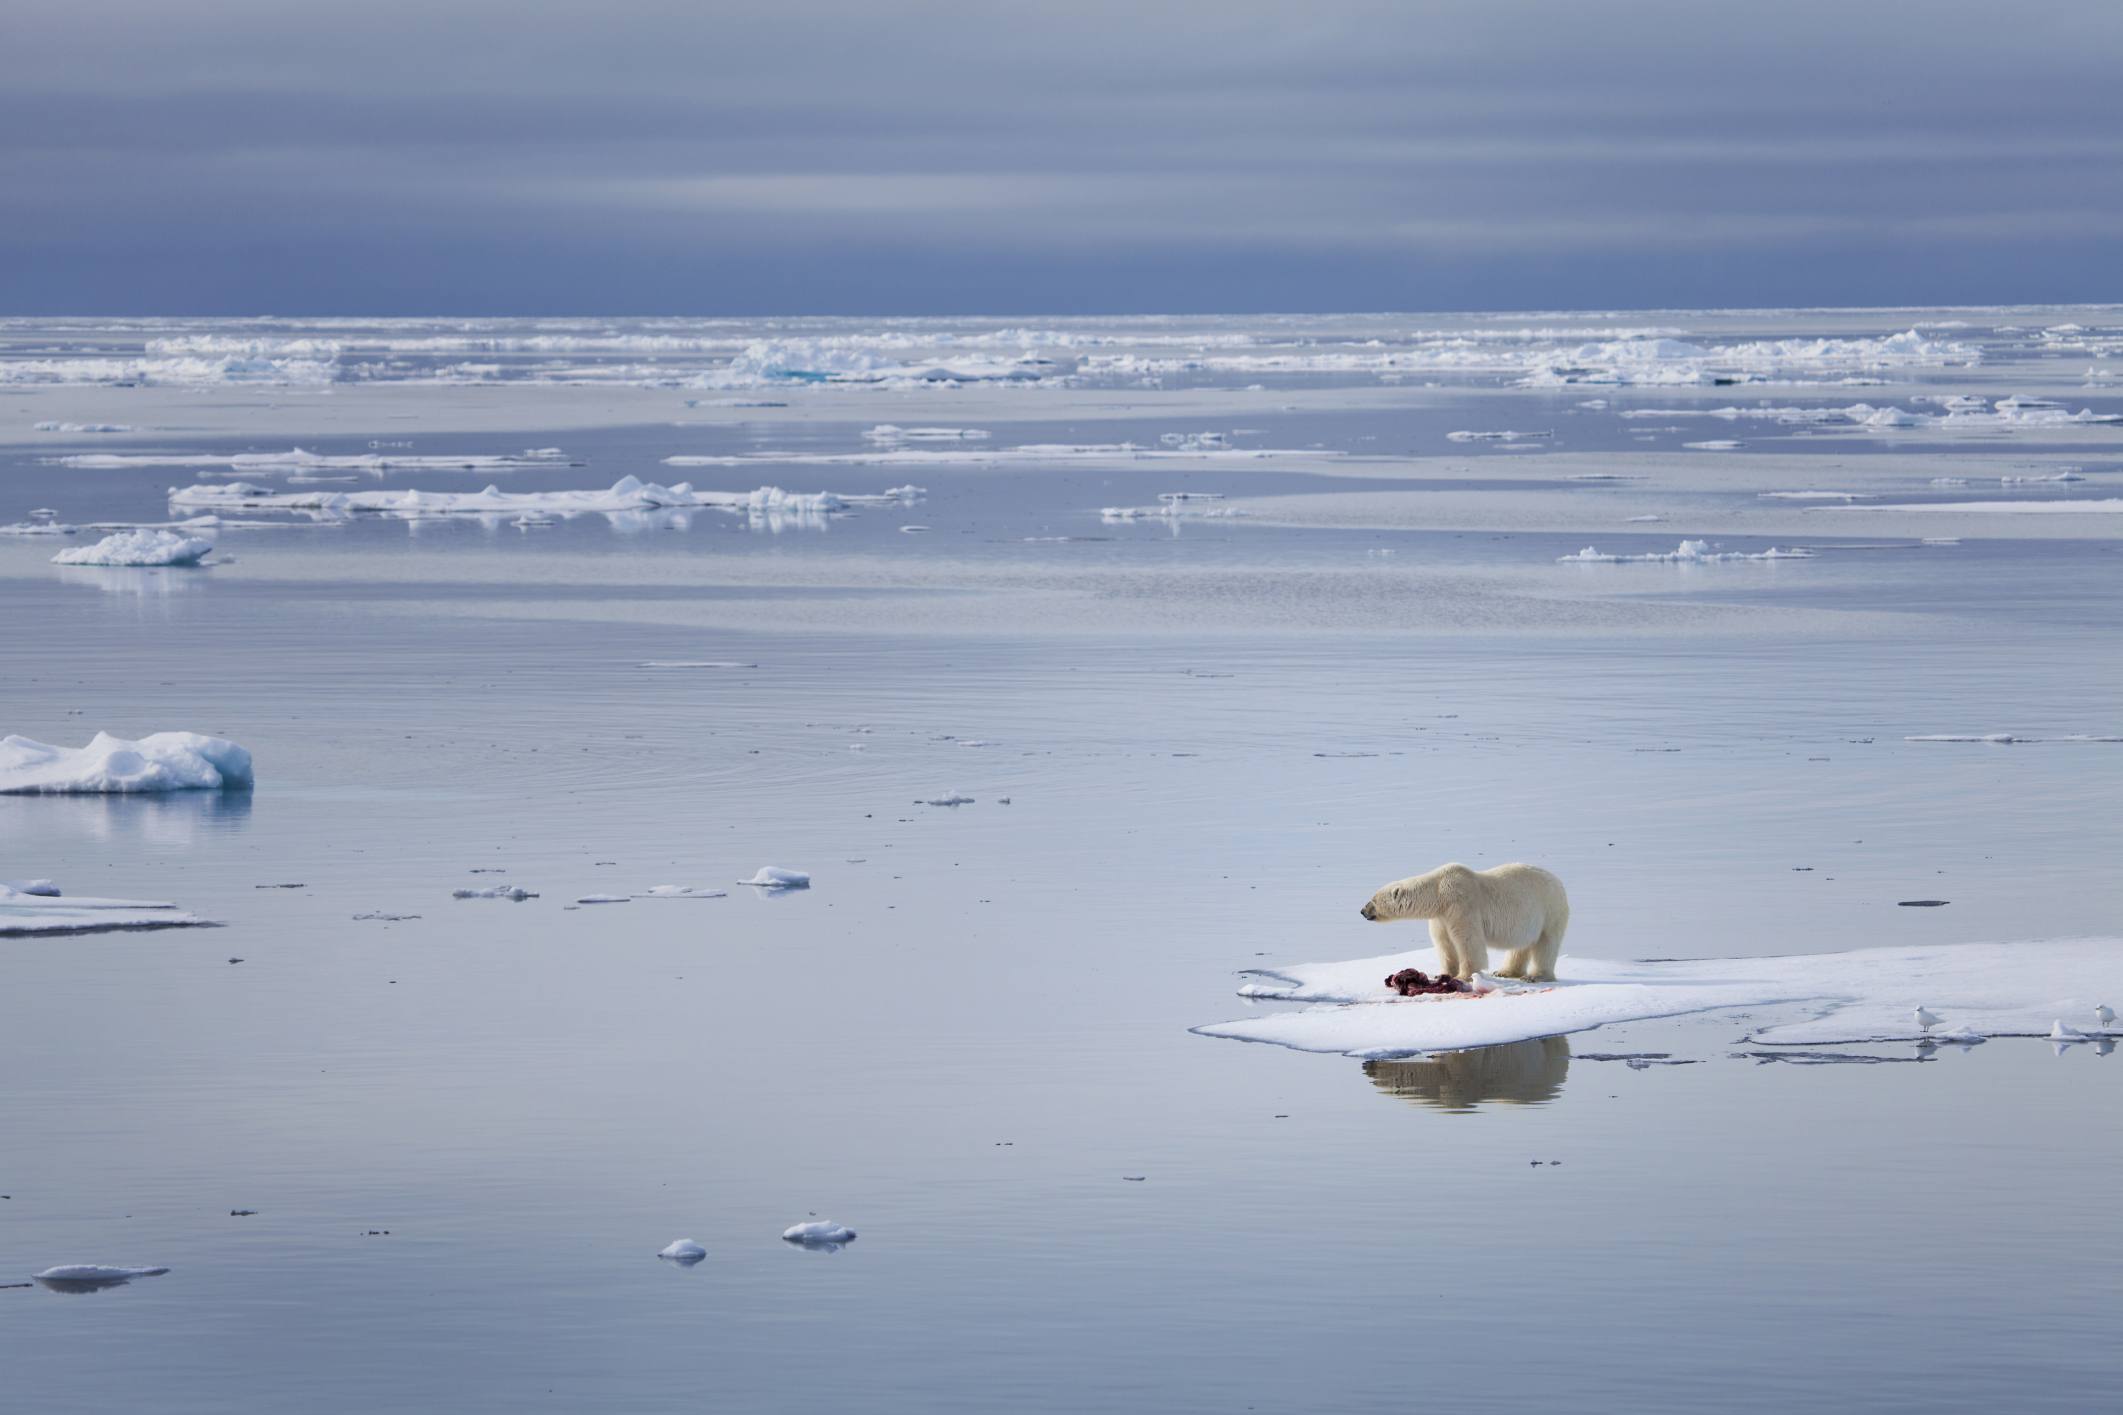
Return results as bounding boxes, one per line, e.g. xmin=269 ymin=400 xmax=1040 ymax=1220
xmin=1361 ymin=862 xmax=1570 ymax=982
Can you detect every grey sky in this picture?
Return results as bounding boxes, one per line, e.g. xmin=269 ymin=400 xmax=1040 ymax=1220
xmin=5 ymin=0 xmax=2120 ymax=313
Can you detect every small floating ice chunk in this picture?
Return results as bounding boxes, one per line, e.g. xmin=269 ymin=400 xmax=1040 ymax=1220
xmin=453 ymin=885 xmax=538 ymax=901
xmin=1446 ymin=429 xmax=1552 ymax=443
xmin=863 ymin=425 xmax=990 ymax=442
xmin=782 ymin=1221 xmax=856 ymax=1246
xmin=1 ymin=884 xmax=211 ymax=936
xmin=739 ymin=867 xmax=810 ymax=889
xmin=51 ymin=529 xmax=213 ymax=567
xmin=637 ymin=885 xmax=727 ymax=899
xmin=0 ymin=731 xmax=253 ymax=794
xmin=2052 ymin=1020 xmax=2089 ymax=1043
xmin=918 ymin=793 xmax=975 ymax=806
xmin=658 ymin=1240 xmax=707 ymax=1264
xmin=1683 ymin=440 xmax=1743 ymax=450
xmin=33 ymin=421 xmax=132 ymax=433
xmin=575 ymin=894 xmax=630 ymax=905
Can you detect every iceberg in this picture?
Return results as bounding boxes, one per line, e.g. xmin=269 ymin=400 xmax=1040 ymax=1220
xmin=1195 ymin=938 xmax=2123 ymax=1057
xmin=0 ymin=732 xmax=253 ymax=794
xmin=51 ymin=529 xmax=214 ymax=567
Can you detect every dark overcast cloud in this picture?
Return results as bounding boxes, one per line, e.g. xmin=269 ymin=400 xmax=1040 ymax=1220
xmin=4 ymin=0 xmax=2120 ymax=313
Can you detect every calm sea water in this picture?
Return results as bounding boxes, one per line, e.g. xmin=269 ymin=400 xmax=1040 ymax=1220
xmin=3 ymin=310 xmax=2119 ymax=1412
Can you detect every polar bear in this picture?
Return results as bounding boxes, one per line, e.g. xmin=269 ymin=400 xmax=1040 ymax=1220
xmin=1359 ymin=862 xmax=1569 ymax=982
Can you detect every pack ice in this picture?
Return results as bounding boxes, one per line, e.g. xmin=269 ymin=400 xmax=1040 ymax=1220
xmin=0 ymin=732 xmax=253 ymax=794
xmin=1193 ymin=939 xmax=2123 ymax=1057
xmin=167 ymin=477 xmax=922 ymax=521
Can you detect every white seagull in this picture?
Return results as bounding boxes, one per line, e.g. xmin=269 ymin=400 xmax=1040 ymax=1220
xmin=2096 ymin=1004 xmax=2115 ymax=1030
xmin=2051 ymin=1020 xmax=2089 ymax=1043
xmin=1913 ymin=1006 xmax=1941 ymax=1030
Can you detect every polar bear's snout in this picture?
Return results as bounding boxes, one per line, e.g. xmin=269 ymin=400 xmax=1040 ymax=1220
xmin=1360 ymin=900 xmax=1378 ymax=921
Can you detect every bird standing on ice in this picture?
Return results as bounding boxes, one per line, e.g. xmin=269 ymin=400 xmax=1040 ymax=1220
xmin=2096 ymin=1004 xmax=2115 ymax=1030
xmin=1913 ymin=1006 xmax=1941 ymax=1031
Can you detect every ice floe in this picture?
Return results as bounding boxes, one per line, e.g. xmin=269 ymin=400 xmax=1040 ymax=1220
xmin=0 ymin=884 xmax=213 ymax=936
xmin=738 ymin=867 xmax=810 ymax=889
xmin=31 ymin=1265 xmax=170 ymax=1289
xmin=1195 ymin=938 xmax=2123 ymax=1056
xmin=167 ymin=477 xmax=923 ymax=522
xmin=0 ymin=732 xmax=253 ymax=794
xmin=33 ymin=421 xmax=131 ymax=433
xmin=1558 ymin=540 xmax=1812 ymax=563
xmin=1828 ymin=498 xmax=2123 ymax=516
xmin=661 ymin=442 xmax=1320 ymax=468
xmin=1447 ymin=429 xmax=1552 ymax=443
xmin=1 ymin=520 xmax=78 ymax=536
xmin=658 ymin=1240 xmax=707 ymax=1264
xmin=50 ymin=529 xmax=214 ymax=567
xmin=58 ymin=448 xmax=573 ymax=473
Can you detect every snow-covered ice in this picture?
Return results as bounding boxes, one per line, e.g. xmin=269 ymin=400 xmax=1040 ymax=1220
xmin=0 ymin=732 xmax=253 ymax=794
xmin=1195 ymin=938 xmax=2123 ymax=1057
xmin=738 ymin=867 xmax=810 ymax=889
xmin=453 ymin=885 xmax=538 ymax=901
xmin=50 ymin=528 xmax=214 ymax=567
xmin=31 ymin=1265 xmax=170 ymax=1286
xmin=658 ymin=1240 xmax=707 ymax=1264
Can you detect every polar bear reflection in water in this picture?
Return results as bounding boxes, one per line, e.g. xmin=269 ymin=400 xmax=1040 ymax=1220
xmin=1363 ymin=1036 xmax=1571 ymax=1112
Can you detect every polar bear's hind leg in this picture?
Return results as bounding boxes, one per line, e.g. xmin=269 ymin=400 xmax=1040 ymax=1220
xmin=1496 ymin=949 xmax=1531 ymax=980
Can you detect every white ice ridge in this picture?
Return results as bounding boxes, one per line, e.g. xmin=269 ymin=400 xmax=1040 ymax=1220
xmin=0 ymin=885 xmax=212 ymax=936
xmin=34 ymin=421 xmax=132 ymax=433
xmin=58 ymin=447 xmax=574 ymax=472
xmin=50 ymin=529 xmax=214 ymax=567
xmin=1558 ymin=540 xmax=1812 ymax=563
xmin=661 ymin=442 xmax=1326 ymax=468
xmin=738 ymin=867 xmax=810 ymax=889
xmin=1446 ymin=429 xmax=1553 ymax=443
xmin=1826 ymin=499 xmax=2123 ymax=516
xmin=167 ymin=477 xmax=924 ymax=520
xmin=1193 ymin=938 xmax=2123 ymax=1057
xmin=0 ymin=732 xmax=253 ymax=794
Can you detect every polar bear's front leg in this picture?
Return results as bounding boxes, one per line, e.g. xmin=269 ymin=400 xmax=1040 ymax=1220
xmin=1428 ymin=919 xmax=1463 ymax=979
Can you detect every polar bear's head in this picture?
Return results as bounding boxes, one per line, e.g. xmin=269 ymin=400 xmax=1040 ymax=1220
xmin=1360 ymin=871 xmax=1442 ymax=922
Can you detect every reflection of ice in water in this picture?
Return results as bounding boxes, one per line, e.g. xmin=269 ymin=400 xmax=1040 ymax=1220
xmin=53 ymin=565 xmax=209 ymax=598
xmin=0 ymin=790 xmax=253 ymax=848
xmin=1362 ymin=1037 xmax=1571 ymax=1112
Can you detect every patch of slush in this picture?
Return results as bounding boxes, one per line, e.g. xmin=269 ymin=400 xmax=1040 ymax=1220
xmin=1558 ymin=540 xmax=1812 ymax=563
xmin=50 ymin=529 xmax=214 ymax=567
xmin=0 ymin=732 xmax=253 ymax=794
xmin=1193 ymin=939 xmax=2123 ymax=1056
xmin=738 ymin=867 xmax=810 ymax=889
xmin=453 ymin=885 xmax=538 ymax=901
